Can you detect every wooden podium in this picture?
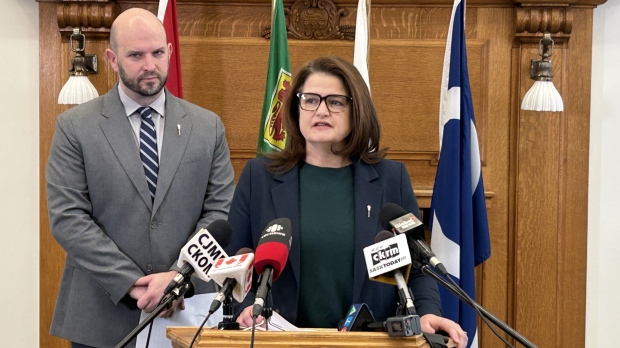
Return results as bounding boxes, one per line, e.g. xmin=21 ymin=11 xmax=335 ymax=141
xmin=167 ymin=327 xmax=455 ymax=348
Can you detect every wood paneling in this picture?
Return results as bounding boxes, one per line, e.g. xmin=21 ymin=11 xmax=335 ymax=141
xmin=38 ymin=1 xmax=604 ymax=347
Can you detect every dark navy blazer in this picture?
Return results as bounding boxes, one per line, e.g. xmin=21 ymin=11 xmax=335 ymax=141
xmin=226 ymin=156 xmax=442 ymax=326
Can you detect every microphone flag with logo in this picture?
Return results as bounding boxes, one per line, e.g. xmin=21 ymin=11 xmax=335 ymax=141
xmin=164 ymin=219 xmax=232 ymax=297
xmin=252 ymin=217 xmax=292 ymax=317
xmin=364 ymin=231 xmax=419 ymax=321
xmin=254 ymin=218 xmax=292 ymax=280
xmin=379 ymin=203 xmax=449 ymax=276
xmin=363 ymin=232 xmax=412 ymax=285
xmin=379 ymin=203 xmax=425 ymax=239
xmin=175 ymin=220 xmax=232 ymax=282
xmin=209 ymin=248 xmax=254 ymax=303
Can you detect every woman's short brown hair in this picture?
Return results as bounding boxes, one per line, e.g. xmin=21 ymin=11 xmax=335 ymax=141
xmin=267 ymin=56 xmax=387 ymax=173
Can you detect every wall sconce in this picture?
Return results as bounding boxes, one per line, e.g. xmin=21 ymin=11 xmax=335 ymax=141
xmin=521 ymin=32 xmax=564 ymax=112
xmin=58 ymin=28 xmax=99 ymax=105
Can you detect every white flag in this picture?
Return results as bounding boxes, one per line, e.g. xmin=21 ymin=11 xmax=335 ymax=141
xmin=353 ymin=0 xmax=370 ymax=92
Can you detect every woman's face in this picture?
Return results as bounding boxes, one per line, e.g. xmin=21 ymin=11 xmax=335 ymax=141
xmin=298 ymin=72 xmax=352 ymax=153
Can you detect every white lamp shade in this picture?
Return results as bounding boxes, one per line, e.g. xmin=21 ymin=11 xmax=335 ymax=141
xmin=58 ymin=75 xmax=99 ymax=105
xmin=521 ymin=80 xmax=564 ymax=112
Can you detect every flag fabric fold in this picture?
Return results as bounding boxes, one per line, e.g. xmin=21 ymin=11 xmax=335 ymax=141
xmin=158 ymin=0 xmax=183 ymax=98
xmin=257 ymin=0 xmax=291 ymax=156
xmin=429 ymin=1 xmax=491 ymax=347
xmin=353 ymin=0 xmax=370 ymax=91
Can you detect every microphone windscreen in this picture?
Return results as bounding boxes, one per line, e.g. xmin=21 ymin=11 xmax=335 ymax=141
xmin=255 ymin=218 xmax=292 ymax=280
xmin=206 ymin=219 xmax=234 ymax=249
xmin=374 ymin=230 xmax=395 ymax=243
xmin=378 ymin=203 xmax=408 ymax=230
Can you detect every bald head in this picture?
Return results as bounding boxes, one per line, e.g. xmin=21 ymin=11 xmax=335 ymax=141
xmin=106 ymin=7 xmax=172 ymax=105
xmin=110 ymin=8 xmax=166 ymax=52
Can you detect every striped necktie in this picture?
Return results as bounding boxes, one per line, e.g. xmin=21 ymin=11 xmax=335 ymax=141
xmin=137 ymin=106 xmax=158 ymax=201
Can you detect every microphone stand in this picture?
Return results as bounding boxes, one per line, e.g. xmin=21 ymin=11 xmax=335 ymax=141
xmin=218 ymin=292 xmax=240 ymax=330
xmin=115 ymin=281 xmax=193 ymax=348
xmin=261 ymin=290 xmax=274 ymax=331
xmin=414 ymin=261 xmax=537 ymax=348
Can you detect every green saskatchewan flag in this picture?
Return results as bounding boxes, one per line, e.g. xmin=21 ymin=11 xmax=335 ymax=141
xmin=257 ymin=0 xmax=291 ymax=156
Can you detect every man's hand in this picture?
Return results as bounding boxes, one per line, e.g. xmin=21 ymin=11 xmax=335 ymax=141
xmin=128 ymin=284 xmax=148 ymax=300
xmin=420 ymin=314 xmax=468 ymax=348
xmin=133 ymin=270 xmax=186 ymax=317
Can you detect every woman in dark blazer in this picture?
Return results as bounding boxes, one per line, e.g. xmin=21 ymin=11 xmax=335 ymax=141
xmin=226 ymin=56 xmax=467 ymax=347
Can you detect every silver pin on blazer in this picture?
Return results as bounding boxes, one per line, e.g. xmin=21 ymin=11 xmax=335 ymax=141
xmin=367 ymin=205 xmax=371 ymax=218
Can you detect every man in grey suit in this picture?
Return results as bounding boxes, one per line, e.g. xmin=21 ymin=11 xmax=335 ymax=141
xmin=46 ymin=8 xmax=235 ymax=348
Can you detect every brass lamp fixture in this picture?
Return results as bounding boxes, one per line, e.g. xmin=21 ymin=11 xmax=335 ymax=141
xmin=58 ymin=28 xmax=99 ymax=105
xmin=521 ymin=32 xmax=564 ymax=112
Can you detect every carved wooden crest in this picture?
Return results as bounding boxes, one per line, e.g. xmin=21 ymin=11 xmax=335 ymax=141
xmin=262 ymin=0 xmax=355 ymax=41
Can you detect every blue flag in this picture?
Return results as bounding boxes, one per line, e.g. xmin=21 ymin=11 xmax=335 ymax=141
xmin=429 ymin=0 xmax=491 ymax=347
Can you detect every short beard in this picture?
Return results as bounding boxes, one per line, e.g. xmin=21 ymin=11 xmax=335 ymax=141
xmin=118 ymin=63 xmax=168 ymax=97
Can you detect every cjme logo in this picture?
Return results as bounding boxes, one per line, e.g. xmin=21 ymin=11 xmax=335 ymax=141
xmin=371 ymin=243 xmax=400 ymax=266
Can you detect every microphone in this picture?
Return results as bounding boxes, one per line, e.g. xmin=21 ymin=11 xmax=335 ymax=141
xmin=252 ymin=218 xmax=292 ymax=318
xmin=379 ymin=203 xmax=448 ymax=276
xmin=208 ymin=247 xmax=254 ymax=314
xmin=378 ymin=203 xmax=425 ymax=239
xmin=410 ymin=239 xmax=448 ymax=276
xmin=163 ymin=219 xmax=233 ymax=296
xmin=363 ymin=230 xmax=416 ymax=316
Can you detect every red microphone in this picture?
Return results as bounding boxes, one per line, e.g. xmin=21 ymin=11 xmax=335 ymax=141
xmin=252 ymin=218 xmax=292 ymax=317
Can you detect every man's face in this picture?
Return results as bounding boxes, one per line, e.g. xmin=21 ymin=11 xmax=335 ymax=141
xmin=117 ymin=51 xmax=168 ymax=98
xmin=107 ymin=20 xmax=171 ymax=103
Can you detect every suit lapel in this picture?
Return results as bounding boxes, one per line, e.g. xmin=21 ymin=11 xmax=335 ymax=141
xmin=99 ymin=87 xmax=153 ymax=210
xmin=153 ymin=91 xmax=191 ymax=213
xmin=352 ymin=161 xmax=383 ymax=301
xmin=271 ymin=165 xmax=301 ymax=290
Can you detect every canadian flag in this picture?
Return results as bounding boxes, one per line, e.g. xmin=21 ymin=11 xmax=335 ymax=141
xmin=158 ymin=0 xmax=183 ymax=97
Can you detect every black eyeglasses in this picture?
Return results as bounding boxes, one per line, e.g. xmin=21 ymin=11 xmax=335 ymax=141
xmin=296 ymin=92 xmax=352 ymax=113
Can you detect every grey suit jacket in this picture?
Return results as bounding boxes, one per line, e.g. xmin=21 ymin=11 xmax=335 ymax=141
xmin=46 ymin=86 xmax=235 ymax=347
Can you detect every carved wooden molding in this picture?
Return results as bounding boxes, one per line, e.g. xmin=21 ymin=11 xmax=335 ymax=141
xmin=515 ymin=5 xmax=573 ymax=38
xmin=288 ymin=0 xmax=351 ymax=40
xmin=57 ymin=0 xmax=119 ymax=38
xmin=262 ymin=0 xmax=355 ymax=40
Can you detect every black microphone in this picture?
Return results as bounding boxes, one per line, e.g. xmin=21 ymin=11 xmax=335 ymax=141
xmin=410 ymin=239 xmax=448 ymax=276
xmin=252 ymin=218 xmax=292 ymax=318
xmin=163 ymin=219 xmax=233 ymax=296
xmin=379 ymin=203 xmax=448 ymax=276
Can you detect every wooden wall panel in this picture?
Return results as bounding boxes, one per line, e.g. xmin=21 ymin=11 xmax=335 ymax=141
xmin=474 ymin=7 xmax=514 ymax=346
xmin=557 ymin=8 xmax=592 ymax=348
xmin=38 ymin=1 xmax=604 ymax=348
xmin=39 ymin=3 xmax=75 ymax=347
xmin=181 ymin=37 xmax=488 ymax=172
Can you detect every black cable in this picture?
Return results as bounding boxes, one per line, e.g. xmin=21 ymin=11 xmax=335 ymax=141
xmin=443 ymin=273 xmax=514 ymax=348
xmin=415 ymin=259 xmax=536 ymax=347
xmin=144 ymin=321 xmax=154 ymax=348
xmin=249 ymin=315 xmax=257 ymax=348
xmin=188 ymin=311 xmax=214 ymax=348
